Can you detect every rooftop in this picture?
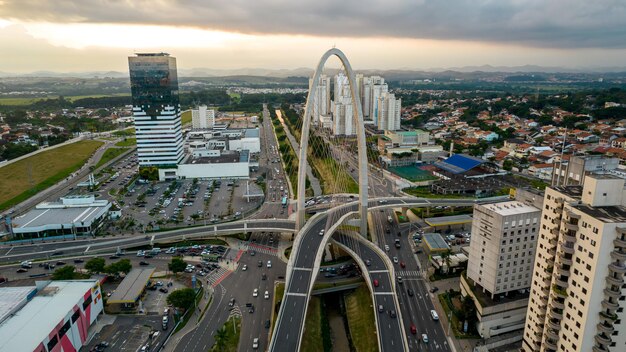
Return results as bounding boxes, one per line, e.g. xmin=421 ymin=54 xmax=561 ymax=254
xmin=107 ymin=268 xmax=155 ymax=304
xmin=0 ymin=280 xmax=99 ymax=352
xmin=0 ymin=286 xmax=36 ymax=324
xmin=12 ymin=201 xmax=110 ymax=230
xmin=184 ymin=151 xmax=249 ymax=164
xmin=424 ymin=214 xmax=473 ymax=227
xmin=434 ymin=154 xmax=485 ymax=174
xmin=573 ymin=204 xmax=626 ymax=223
xmin=422 ymin=233 xmax=451 ymax=250
xmin=480 ymin=201 xmax=540 ymax=216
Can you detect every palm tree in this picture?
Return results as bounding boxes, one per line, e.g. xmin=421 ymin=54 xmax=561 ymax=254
xmin=214 ymin=326 xmax=228 ymax=350
xmin=441 ymin=249 xmax=452 ymax=274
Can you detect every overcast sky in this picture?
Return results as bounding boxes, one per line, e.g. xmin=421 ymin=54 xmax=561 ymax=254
xmin=1 ymin=0 xmax=626 ymax=73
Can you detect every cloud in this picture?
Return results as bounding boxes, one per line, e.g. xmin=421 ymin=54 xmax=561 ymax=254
xmin=1 ymin=0 xmax=626 ymax=49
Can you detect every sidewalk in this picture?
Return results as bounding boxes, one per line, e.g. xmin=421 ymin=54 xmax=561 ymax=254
xmin=162 ymin=284 xmax=213 ymax=352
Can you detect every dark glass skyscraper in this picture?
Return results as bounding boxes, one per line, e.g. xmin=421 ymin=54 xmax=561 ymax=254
xmin=128 ymin=53 xmax=183 ymax=167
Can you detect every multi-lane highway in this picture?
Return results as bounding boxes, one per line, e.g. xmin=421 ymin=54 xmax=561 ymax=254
xmin=334 ymin=233 xmax=409 ymax=351
xmin=372 ymin=208 xmax=451 ymax=351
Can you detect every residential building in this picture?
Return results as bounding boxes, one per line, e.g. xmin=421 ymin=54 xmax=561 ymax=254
xmin=191 ymin=105 xmax=215 ymax=129
xmin=129 ymin=53 xmax=184 ymax=167
xmin=522 ymin=174 xmax=626 ymax=352
xmin=461 ymin=200 xmax=541 ymax=339
xmin=552 ymin=155 xmax=620 ymax=187
xmin=376 ymin=92 xmax=401 ymax=131
xmin=310 ymin=74 xmax=331 ymax=125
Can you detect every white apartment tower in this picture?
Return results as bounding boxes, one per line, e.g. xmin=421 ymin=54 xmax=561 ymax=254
xmin=369 ymin=76 xmax=387 ymax=124
xmin=191 ymin=105 xmax=215 ymax=130
xmin=331 ymin=73 xmax=354 ymax=136
xmin=377 ymin=92 xmax=401 ymax=131
xmin=522 ymin=174 xmax=626 ymax=352
xmin=129 ymin=53 xmax=184 ymax=167
xmin=310 ymin=74 xmax=331 ymax=125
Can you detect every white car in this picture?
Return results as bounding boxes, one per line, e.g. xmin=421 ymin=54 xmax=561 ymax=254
xmin=393 ymin=256 xmax=399 ymax=264
xmin=264 ymin=290 xmax=270 ymax=299
xmin=242 ymin=264 xmax=248 ymax=271
xmin=253 ymin=288 xmax=259 ymax=297
xmin=252 ymin=337 xmax=259 ymax=349
xmin=384 ymin=245 xmax=390 ymax=251
xmin=267 ymin=260 xmax=272 ymax=268
xmin=136 ymin=250 xmax=145 ymax=257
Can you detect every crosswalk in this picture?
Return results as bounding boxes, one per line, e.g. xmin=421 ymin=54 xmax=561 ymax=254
xmin=246 ymin=243 xmax=279 ymax=257
xmin=395 ymin=270 xmax=427 ymax=278
xmin=206 ymin=267 xmax=232 ymax=287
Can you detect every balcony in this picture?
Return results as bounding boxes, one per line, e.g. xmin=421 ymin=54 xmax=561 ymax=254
xmin=565 ymin=209 xmax=580 ymax=219
xmin=547 ymin=319 xmax=561 ymax=331
xmin=548 ymin=237 xmax=558 ymax=247
xmin=549 ymin=308 xmax=563 ymax=320
xmin=555 ymin=265 xmax=570 ymax=277
xmin=548 ymin=247 xmax=557 ymax=256
xmin=602 ymin=299 xmax=619 ymax=310
xmin=600 ymin=311 xmax=618 ymax=321
xmin=558 ymin=251 xmax=573 ymax=265
xmin=616 ymin=227 xmax=626 ymax=235
xmin=597 ymin=322 xmax=614 ymax=335
xmin=553 ymin=274 xmax=569 ymax=289
xmin=609 ymin=262 xmax=626 ymax=274
xmin=552 ymin=284 xmax=567 ymax=298
xmin=544 ymin=338 xmax=558 ymax=350
xmin=561 ymin=244 xmax=575 ymax=255
xmin=551 ymin=228 xmax=560 ymax=236
xmin=593 ymin=346 xmax=609 ymax=352
xmin=564 ymin=222 xmax=579 ymax=231
xmin=606 ymin=275 xmax=624 ymax=286
xmin=604 ymin=286 xmax=621 ymax=299
xmin=611 ymin=249 xmax=626 ymax=261
xmin=545 ymin=329 xmax=559 ymax=340
xmin=614 ymin=238 xmax=626 ymax=248
xmin=562 ymin=230 xmax=576 ymax=242
xmin=550 ymin=299 xmax=565 ymax=310
xmin=595 ymin=333 xmax=611 ymax=345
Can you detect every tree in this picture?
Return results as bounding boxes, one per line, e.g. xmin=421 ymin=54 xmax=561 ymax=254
xmin=168 ymin=258 xmax=187 ymax=274
xmin=85 ymin=257 xmax=106 ymax=273
xmin=214 ymin=326 xmax=228 ymax=350
xmin=105 ymin=259 xmax=132 ymax=275
xmin=52 ymin=265 xmax=77 ymax=280
xmin=166 ymin=288 xmax=196 ymax=311
xmin=503 ymin=159 xmax=513 ymax=171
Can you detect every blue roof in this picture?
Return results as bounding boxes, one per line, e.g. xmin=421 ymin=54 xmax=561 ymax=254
xmin=435 ymin=154 xmax=484 ymax=174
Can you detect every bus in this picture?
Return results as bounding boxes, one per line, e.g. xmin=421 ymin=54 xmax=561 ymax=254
xmin=281 ymin=196 xmax=288 ymax=208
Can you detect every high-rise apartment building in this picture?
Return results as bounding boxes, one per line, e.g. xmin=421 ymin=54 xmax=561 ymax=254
xmin=129 ymin=53 xmax=183 ymax=167
xmin=376 ymin=92 xmax=401 ymax=131
xmin=310 ymin=74 xmax=331 ymax=125
xmin=461 ymin=200 xmax=540 ymax=338
xmin=552 ymin=155 xmax=620 ymax=187
xmin=191 ymin=105 xmax=215 ymax=130
xmin=522 ymin=174 xmax=626 ymax=352
xmin=369 ymin=77 xmax=388 ymax=125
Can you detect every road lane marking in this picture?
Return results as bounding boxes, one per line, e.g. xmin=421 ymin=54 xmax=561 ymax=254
xmin=369 ymin=270 xmax=389 ymax=273
xmin=84 ymin=246 xmax=90 ymax=253
xmin=374 ymin=292 xmax=394 ymax=295
xmin=286 ymin=292 xmax=307 ymax=297
xmin=293 ymin=267 xmax=312 ymax=271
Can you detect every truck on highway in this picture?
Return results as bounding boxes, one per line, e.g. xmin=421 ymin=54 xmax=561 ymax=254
xmin=387 ymin=215 xmax=393 ymax=224
xmin=281 ymin=196 xmax=288 ymax=208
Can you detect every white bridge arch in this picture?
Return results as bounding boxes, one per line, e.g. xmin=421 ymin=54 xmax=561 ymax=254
xmin=296 ymin=48 xmax=369 ymax=237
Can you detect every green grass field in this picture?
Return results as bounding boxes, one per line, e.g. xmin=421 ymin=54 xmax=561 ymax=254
xmin=112 ymin=128 xmax=135 ymax=137
xmin=0 ymin=140 xmax=103 ymax=211
xmin=301 ymin=296 xmax=324 ymax=352
xmin=345 ymin=285 xmax=378 ymax=352
xmin=115 ymin=138 xmax=136 ymax=147
xmin=95 ymin=147 xmax=130 ymax=169
xmin=310 ymin=156 xmax=358 ymax=195
xmin=181 ymin=110 xmax=192 ymax=126
xmin=0 ymin=94 xmax=130 ymax=106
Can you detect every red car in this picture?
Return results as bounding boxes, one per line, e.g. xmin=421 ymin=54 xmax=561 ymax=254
xmin=410 ymin=324 xmax=417 ymax=335
xmin=400 ymin=261 xmax=406 ymax=268
xmin=373 ymin=279 xmax=379 ymax=287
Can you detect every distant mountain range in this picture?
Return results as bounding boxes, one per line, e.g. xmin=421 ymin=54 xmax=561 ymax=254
xmin=1 ymin=65 xmax=625 ymax=79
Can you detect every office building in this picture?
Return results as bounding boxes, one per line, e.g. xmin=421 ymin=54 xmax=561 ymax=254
xmin=129 ymin=53 xmax=184 ymax=167
xmin=522 ymin=174 xmax=626 ymax=352
xmin=461 ymin=200 xmax=541 ymax=339
xmin=0 ymin=280 xmax=103 ymax=352
xmin=191 ymin=105 xmax=215 ymax=129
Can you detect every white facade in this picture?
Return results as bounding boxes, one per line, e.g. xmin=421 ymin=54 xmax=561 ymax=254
xmin=332 ymin=95 xmax=354 ymax=136
xmin=522 ymin=174 xmax=626 ymax=352
xmin=369 ymin=77 xmax=388 ymax=124
xmin=160 ymin=161 xmax=249 ymax=180
xmin=468 ymin=201 xmax=540 ymax=297
xmin=191 ymin=105 xmax=215 ymax=129
xmin=376 ymin=92 xmax=401 ymax=131
xmin=229 ymin=138 xmax=261 ymax=153
xmin=310 ymin=74 xmax=331 ymax=125
xmin=134 ymin=105 xmax=183 ymax=166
